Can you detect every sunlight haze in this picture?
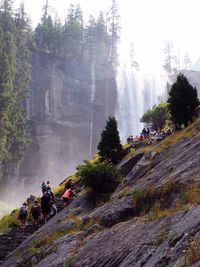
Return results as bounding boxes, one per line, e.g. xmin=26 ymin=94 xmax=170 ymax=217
xmin=15 ymin=0 xmax=200 ymax=71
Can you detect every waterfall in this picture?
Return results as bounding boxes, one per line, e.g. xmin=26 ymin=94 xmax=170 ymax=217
xmin=116 ymin=67 xmax=168 ymax=143
xmin=89 ymin=63 xmax=96 ymax=158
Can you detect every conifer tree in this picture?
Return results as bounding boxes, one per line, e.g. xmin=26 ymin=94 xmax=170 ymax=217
xmin=84 ymin=15 xmax=96 ymax=62
xmin=168 ymin=74 xmax=200 ymax=128
xmin=98 ymin=116 xmax=123 ymax=164
xmin=108 ymin=0 xmax=120 ymax=67
xmin=12 ymin=3 xmax=30 ymax=161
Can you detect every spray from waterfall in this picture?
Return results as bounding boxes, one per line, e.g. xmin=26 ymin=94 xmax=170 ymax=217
xmin=89 ymin=63 xmax=96 ymax=158
xmin=116 ymin=67 xmax=168 ymax=143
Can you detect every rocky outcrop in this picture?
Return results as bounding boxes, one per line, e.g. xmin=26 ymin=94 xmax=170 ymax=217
xmin=3 ymin=205 xmax=200 ymax=267
xmin=2 ymin=119 xmax=200 ymax=267
xmin=125 ymin=131 xmax=200 ymax=190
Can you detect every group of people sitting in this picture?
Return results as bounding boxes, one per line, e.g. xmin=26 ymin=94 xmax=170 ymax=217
xmin=17 ymin=179 xmax=77 ymax=230
xmin=127 ymin=127 xmax=173 ymax=145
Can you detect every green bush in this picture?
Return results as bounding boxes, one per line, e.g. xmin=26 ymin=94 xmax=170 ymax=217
xmin=77 ymin=161 xmax=121 ymax=195
xmin=0 ymin=209 xmax=19 ymax=233
xmin=140 ymin=102 xmax=170 ymax=130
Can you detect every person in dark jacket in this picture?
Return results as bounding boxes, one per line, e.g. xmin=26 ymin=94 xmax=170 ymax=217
xmin=18 ymin=202 xmax=28 ymax=230
xmin=41 ymin=191 xmax=51 ymax=223
xmin=31 ymin=200 xmax=41 ymax=226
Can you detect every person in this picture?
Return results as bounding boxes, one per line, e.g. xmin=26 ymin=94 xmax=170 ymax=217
xmin=49 ymin=201 xmax=57 ymax=219
xmin=146 ymin=128 xmax=150 ymax=136
xmin=46 ymin=181 xmax=55 ymax=200
xmin=46 ymin=181 xmax=51 ymax=194
xmin=142 ymin=128 xmax=147 ymax=138
xmin=62 ymin=188 xmax=76 ymax=207
xmin=41 ymin=190 xmax=51 ymax=223
xmin=31 ymin=200 xmax=41 ymax=227
xmin=65 ymin=179 xmax=76 ymax=193
xmin=18 ymin=202 xmax=28 ymax=230
xmin=41 ymin=181 xmax=47 ymax=194
xmin=139 ymin=134 xmax=144 ymax=141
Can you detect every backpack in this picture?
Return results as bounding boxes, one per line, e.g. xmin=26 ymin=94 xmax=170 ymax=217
xmin=31 ymin=204 xmax=40 ymax=216
xmin=18 ymin=206 xmax=27 ymax=219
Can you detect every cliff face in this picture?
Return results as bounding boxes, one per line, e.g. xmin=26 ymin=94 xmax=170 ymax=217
xmin=20 ymin=51 xmax=117 ymax=184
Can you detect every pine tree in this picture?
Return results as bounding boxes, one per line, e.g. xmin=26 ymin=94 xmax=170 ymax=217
xmin=168 ymin=74 xmax=200 ymax=128
xmin=95 ymin=12 xmax=108 ymax=65
xmin=64 ymin=4 xmax=83 ymax=59
xmin=108 ymin=0 xmax=120 ymax=67
xmin=162 ymin=40 xmax=177 ymax=74
xmin=183 ymin=52 xmax=192 ymax=70
xmin=84 ymin=15 xmax=96 ymax=62
xmin=12 ymin=3 xmax=30 ymax=161
xmin=97 ymin=116 xmax=123 ymax=164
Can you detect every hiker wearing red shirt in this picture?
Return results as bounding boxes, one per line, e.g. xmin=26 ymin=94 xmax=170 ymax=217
xmin=62 ymin=188 xmax=76 ymax=207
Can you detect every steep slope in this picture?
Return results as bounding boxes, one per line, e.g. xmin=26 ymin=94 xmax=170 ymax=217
xmin=2 ymin=119 xmax=200 ymax=267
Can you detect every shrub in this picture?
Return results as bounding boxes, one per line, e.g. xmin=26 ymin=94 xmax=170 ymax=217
xmin=0 ymin=209 xmax=19 ymax=233
xmin=140 ymin=102 xmax=170 ymax=130
xmin=97 ymin=116 xmax=124 ymax=164
xmin=77 ymin=160 xmax=121 ymax=195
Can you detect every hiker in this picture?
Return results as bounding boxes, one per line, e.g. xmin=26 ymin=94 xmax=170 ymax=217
xmin=62 ymin=188 xmax=76 ymax=207
xmin=65 ymin=179 xmax=77 ymax=193
xmin=31 ymin=200 xmax=41 ymax=226
xmin=41 ymin=190 xmax=51 ymax=223
xmin=49 ymin=201 xmax=57 ymax=219
xmin=146 ymin=128 xmax=150 ymax=136
xmin=142 ymin=127 xmax=147 ymax=138
xmin=46 ymin=181 xmax=55 ymax=200
xmin=46 ymin=181 xmax=51 ymax=194
xmin=18 ymin=202 xmax=28 ymax=230
xmin=41 ymin=181 xmax=47 ymax=194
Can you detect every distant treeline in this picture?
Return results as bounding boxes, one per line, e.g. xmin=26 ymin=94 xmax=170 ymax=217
xmin=32 ymin=1 xmax=120 ymax=67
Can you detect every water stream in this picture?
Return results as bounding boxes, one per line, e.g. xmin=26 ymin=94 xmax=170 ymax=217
xmin=116 ymin=67 xmax=168 ymax=143
xmin=89 ymin=63 xmax=96 ymax=158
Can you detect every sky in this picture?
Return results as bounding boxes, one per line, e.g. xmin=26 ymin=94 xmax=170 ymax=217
xmin=15 ymin=0 xmax=200 ymax=72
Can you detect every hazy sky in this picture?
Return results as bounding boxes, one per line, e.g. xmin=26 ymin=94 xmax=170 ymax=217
xmin=15 ymin=0 xmax=200 ymax=71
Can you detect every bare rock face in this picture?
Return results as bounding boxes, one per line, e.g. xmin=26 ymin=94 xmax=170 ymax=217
xmin=124 ymin=132 xmax=200 ymax=190
xmin=88 ymin=196 xmax=134 ymax=227
xmin=3 ymin=120 xmax=200 ymax=267
xmin=20 ymin=50 xmax=117 ymax=184
xmin=71 ymin=206 xmax=200 ymax=267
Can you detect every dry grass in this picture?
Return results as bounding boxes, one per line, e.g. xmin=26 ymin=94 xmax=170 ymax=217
xmin=111 ymin=187 xmax=131 ymax=200
xmin=131 ymin=180 xmax=200 ymax=221
xmin=32 ymin=229 xmax=70 ymax=248
xmin=153 ymin=229 xmax=168 ymax=246
xmin=184 ymin=235 xmax=200 ymax=266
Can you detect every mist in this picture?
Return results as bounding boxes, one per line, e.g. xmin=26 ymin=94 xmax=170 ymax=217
xmin=1 ymin=0 xmax=200 ymax=218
